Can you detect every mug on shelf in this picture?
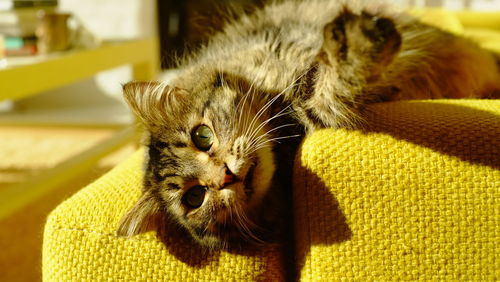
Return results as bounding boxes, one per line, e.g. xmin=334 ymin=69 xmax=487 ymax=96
xmin=36 ymin=11 xmax=101 ymax=54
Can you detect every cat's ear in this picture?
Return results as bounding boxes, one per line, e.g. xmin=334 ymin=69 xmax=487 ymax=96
xmin=320 ymin=9 xmax=401 ymax=78
xmin=117 ymin=192 xmax=161 ymax=237
xmin=122 ymin=81 xmax=189 ymax=126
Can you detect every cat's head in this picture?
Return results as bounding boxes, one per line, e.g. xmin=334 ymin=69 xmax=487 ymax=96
xmin=117 ymin=74 xmax=279 ymax=249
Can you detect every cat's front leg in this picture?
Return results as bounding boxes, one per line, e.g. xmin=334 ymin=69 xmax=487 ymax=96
xmin=294 ymin=9 xmax=402 ymax=131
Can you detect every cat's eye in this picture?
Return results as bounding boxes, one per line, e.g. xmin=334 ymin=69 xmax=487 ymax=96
xmin=192 ymin=125 xmax=214 ymax=151
xmin=182 ymin=185 xmax=207 ymax=209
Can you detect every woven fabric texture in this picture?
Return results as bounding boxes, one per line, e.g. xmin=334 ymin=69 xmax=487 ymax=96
xmin=294 ymin=100 xmax=500 ymax=281
xmin=43 ymin=10 xmax=500 ymax=280
xmin=42 ymin=149 xmax=284 ymax=281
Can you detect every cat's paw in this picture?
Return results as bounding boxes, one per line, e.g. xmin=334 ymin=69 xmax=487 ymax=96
xmin=321 ymin=8 xmax=401 ymax=76
xmin=359 ymin=12 xmax=401 ymax=65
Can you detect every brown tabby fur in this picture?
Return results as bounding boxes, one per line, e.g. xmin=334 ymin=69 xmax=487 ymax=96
xmin=117 ymin=0 xmax=500 ymax=249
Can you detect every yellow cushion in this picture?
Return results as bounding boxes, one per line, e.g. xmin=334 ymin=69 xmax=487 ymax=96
xmin=411 ymin=9 xmax=500 ymax=53
xmin=410 ymin=8 xmax=465 ymax=34
xmin=294 ymin=100 xmax=500 ymax=280
xmin=42 ymin=149 xmax=285 ymax=281
xmin=43 ymin=9 xmax=500 ymax=281
xmin=463 ymin=28 xmax=500 ymax=53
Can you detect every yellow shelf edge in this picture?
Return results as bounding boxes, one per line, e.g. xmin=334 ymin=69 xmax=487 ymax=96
xmin=0 ymin=37 xmax=159 ymax=101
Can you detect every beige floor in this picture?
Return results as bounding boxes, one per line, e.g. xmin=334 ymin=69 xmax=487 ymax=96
xmin=0 ymin=126 xmax=114 ymax=189
xmin=0 ymin=126 xmax=135 ymax=281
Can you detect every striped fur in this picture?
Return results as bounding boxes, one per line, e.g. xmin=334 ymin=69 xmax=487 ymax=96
xmin=118 ymin=0 xmax=500 ymax=249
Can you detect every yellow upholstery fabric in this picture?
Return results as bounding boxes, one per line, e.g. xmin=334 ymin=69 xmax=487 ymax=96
xmin=43 ymin=150 xmax=284 ymax=281
xmin=410 ymin=9 xmax=500 ymax=53
xmin=410 ymin=9 xmax=465 ymax=34
xmin=43 ymin=100 xmax=499 ymax=281
xmin=43 ymin=10 xmax=500 ymax=282
xmin=294 ymin=100 xmax=500 ymax=281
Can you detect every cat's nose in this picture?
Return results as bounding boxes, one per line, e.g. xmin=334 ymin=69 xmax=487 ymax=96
xmin=221 ymin=165 xmax=237 ymax=188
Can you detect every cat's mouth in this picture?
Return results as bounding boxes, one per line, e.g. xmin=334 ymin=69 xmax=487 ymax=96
xmin=243 ymin=162 xmax=257 ymax=197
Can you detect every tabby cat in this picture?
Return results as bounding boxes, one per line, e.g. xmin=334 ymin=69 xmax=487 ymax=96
xmin=117 ymin=0 xmax=500 ymax=249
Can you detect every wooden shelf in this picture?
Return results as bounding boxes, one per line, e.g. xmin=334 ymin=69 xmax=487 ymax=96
xmin=0 ymin=38 xmax=159 ymax=101
xmin=0 ymin=38 xmax=158 ymax=219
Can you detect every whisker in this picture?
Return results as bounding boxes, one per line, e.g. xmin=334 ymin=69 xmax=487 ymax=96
xmin=246 ymin=107 xmax=294 ymax=150
xmin=247 ymin=105 xmax=292 ymax=142
xmin=245 ymin=144 xmax=272 ymax=156
xmin=243 ymin=91 xmax=272 ymax=140
xmin=232 ymin=202 xmax=266 ymax=244
xmin=244 ymin=102 xmax=292 ymax=155
xmin=242 ymin=84 xmax=259 ymax=139
xmin=236 ymin=80 xmax=257 ymax=135
xmin=243 ymin=76 xmax=297 ymax=143
xmin=249 ymin=123 xmax=296 ymax=150
xmin=243 ymin=71 xmax=307 ymax=153
xmin=252 ymin=134 xmax=302 ymax=152
xmin=266 ymin=134 xmax=302 ymax=142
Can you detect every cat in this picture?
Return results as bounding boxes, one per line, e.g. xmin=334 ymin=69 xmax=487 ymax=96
xmin=117 ymin=0 xmax=500 ymax=250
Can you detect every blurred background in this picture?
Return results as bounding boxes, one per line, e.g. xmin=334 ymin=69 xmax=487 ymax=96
xmin=0 ymin=0 xmax=498 ymax=281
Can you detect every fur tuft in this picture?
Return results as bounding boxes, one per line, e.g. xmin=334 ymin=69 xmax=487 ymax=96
xmin=123 ymin=81 xmax=190 ymax=126
xmin=117 ymin=193 xmax=161 ymax=237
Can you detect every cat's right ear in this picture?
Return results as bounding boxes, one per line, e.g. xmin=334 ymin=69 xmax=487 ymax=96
xmin=117 ymin=192 xmax=161 ymax=237
xmin=122 ymin=81 xmax=189 ymax=126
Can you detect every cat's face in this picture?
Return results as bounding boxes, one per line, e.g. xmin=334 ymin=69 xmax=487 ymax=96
xmin=117 ymin=75 xmax=278 ymax=248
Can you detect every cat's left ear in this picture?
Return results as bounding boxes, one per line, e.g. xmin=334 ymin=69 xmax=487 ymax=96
xmin=117 ymin=192 xmax=161 ymax=237
xmin=122 ymin=81 xmax=189 ymax=126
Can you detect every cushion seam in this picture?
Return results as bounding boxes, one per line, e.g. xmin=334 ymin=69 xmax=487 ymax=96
xmin=47 ymin=225 xmax=159 ymax=243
